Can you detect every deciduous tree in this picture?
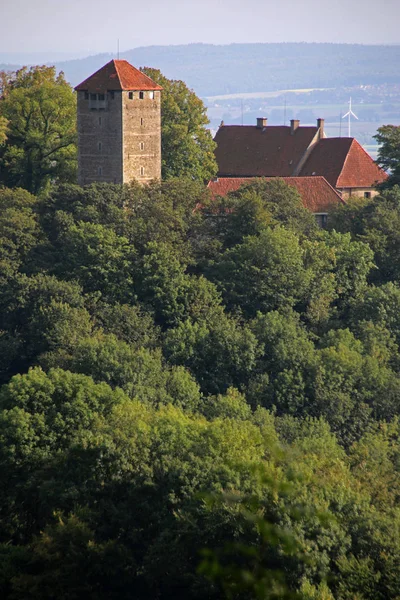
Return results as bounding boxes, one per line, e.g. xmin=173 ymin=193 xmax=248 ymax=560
xmin=0 ymin=66 xmax=76 ymax=194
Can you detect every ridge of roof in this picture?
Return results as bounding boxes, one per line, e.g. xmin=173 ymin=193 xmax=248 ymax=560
xmin=75 ymin=59 xmax=163 ymax=92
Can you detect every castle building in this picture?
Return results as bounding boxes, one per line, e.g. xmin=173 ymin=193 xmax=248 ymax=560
xmin=214 ymin=118 xmax=387 ymax=199
xmin=75 ymin=60 xmax=162 ymax=186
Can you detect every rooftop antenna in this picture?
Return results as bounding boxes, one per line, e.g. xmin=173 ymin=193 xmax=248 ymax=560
xmin=283 ymin=95 xmax=287 ymax=125
xmin=342 ymin=97 xmax=358 ymax=137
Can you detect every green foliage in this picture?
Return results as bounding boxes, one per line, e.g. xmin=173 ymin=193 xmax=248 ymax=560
xmin=141 ymin=68 xmax=217 ymax=181
xmin=1 ymin=167 xmax=400 ymax=599
xmin=374 ymin=124 xmax=400 ymax=189
xmin=0 ymin=66 xmax=76 ymax=194
xmin=209 ymin=227 xmax=310 ymax=317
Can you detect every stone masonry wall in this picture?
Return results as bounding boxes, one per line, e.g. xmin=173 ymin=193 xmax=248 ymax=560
xmin=122 ymin=90 xmax=161 ymax=184
xmin=77 ymin=91 xmax=123 ymax=186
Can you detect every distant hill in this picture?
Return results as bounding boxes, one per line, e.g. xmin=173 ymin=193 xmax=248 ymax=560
xmin=1 ymin=43 xmax=400 ymax=97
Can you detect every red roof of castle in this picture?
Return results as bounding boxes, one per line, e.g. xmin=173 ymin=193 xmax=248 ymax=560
xmin=207 ymin=176 xmax=345 ymax=213
xmin=214 ymin=125 xmax=318 ymax=177
xmin=299 ymin=138 xmax=387 ymax=188
xmin=75 ymin=59 xmax=163 ymax=92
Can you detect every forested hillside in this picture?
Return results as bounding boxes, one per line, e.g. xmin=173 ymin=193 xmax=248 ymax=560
xmin=2 ymin=178 xmax=400 ymax=598
xmin=2 ymin=42 xmax=400 ymax=96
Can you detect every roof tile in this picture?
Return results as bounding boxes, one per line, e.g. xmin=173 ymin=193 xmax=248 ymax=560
xmin=214 ymin=125 xmax=318 ymax=177
xmin=75 ymin=59 xmax=163 ymax=92
xmin=300 ymin=138 xmax=387 ymax=188
xmin=207 ymin=176 xmax=345 ymax=213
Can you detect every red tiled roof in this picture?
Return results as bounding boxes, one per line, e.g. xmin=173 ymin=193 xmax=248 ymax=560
xmin=207 ymin=177 xmax=345 ymax=214
xmin=214 ymin=125 xmax=318 ymax=177
xmin=75 ymin=59 xmax=163 ymax=92
xmin=300 ymin=138 xmax=387 ymax=188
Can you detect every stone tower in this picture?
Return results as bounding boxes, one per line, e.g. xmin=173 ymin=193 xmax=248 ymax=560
xmin=75 ymin=59 xmax=162 ymax=185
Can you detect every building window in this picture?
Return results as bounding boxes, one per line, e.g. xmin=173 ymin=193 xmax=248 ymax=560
xmin=98 ymin=94 xmax=105 ymax=101
xmin=110 ymin=91 xmax=115 ymax=99
xmin=129 ymin=91 xmax=134 ymax=99
xmin=364 ymin=191 xmax=371 ymax=199
xmin=149 ymin=91 xmax=154 ymax=99
xmin=140 ymin=166 xmax=145 ymax=176
xmin=140 ymin=142 xmax=144 ymax=151
xmin=98 ymin=117 xmax=102 ymax=126
xmin=90 ymin=93 xmax=97 ymax=101
xmin=84 ymin=92 xmax=89 ymax=100
xmin=140 ymin=118 xmax=144 ymax=126
xmin=98 ymin=142 xmax=102 ymax=151
xmin=314 ymin=214 xmax=328 ymax=228
xmin=139 ymin=91 xmax=144 ymax=99
xmin=98 ymin=167 xmax=103 ymax=176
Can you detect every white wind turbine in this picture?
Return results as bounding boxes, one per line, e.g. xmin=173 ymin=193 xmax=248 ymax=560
xmin=342 ymin=97 xmax=358 ymax=137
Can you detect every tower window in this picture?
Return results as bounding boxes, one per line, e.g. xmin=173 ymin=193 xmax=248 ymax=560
xmin=140 ymin=142 xmax=144 ymax=151
xmin=141 ymin=118 xmax=144 ymax=126
xmin=149 ymin=91 xmax=154 ymax=99
xmin=98 ymin=142 xmax=102 ymax=151
xmin=98 ymin=167 xmax=103 ymax=176
xmin=129 ymin=92 xmax=134 ymax=99
xmin=139 ymin=91 xmax=144 ymax=100
xmin=140 ymin=166 xmax=145 ymax=176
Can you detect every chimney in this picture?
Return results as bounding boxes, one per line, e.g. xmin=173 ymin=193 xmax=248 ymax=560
xmin=256 ymin=117 xmax=267 ymax=129
xmin=290 ymin=119 xmax=300 ymax=135
xmin=317 ymin=118 xmax=325 ymax=139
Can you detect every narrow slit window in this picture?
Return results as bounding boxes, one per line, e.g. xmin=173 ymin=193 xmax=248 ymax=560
xmin=139 ymin=91 xmax=144 ymax=99
xmin=140 ymin=118 xmax=144 ymax=126
xmin=140 ymin=142 xmax=144 ymax=151
xmin=98 ymin=142 xmax=102 ymax=151
xmin=98 ymin=167 xmax=103 ymax=176
xmin=140 ymin=166 xmax=145 ymax=176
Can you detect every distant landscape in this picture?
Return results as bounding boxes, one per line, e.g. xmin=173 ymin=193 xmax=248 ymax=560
xmin=1 ymin=42 xmax=400 ymax=153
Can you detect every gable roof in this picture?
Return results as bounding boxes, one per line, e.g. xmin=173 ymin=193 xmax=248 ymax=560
xmin=75 ymin=59 xmax=163 ymax=93
xmin=207 ymin=176 xmax=345 ymax=214
xmin=300 ymin=138 xmax=388 ymax=188
xmin=214 ymin=125 xmax=318 ymax=177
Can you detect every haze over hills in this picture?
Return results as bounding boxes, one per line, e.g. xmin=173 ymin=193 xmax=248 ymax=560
xmin=2 ymin=42 xmax=400 ymax=152
xmin=1 ymin=43 xmax=400 ymax=97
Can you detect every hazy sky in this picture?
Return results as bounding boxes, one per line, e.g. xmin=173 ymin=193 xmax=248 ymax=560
xmin=1 ymin=0 xmax=400 ymax=57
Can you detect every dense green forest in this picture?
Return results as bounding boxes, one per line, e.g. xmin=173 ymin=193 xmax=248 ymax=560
xmin=1 ymin=176 xmax=400 ymax=598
